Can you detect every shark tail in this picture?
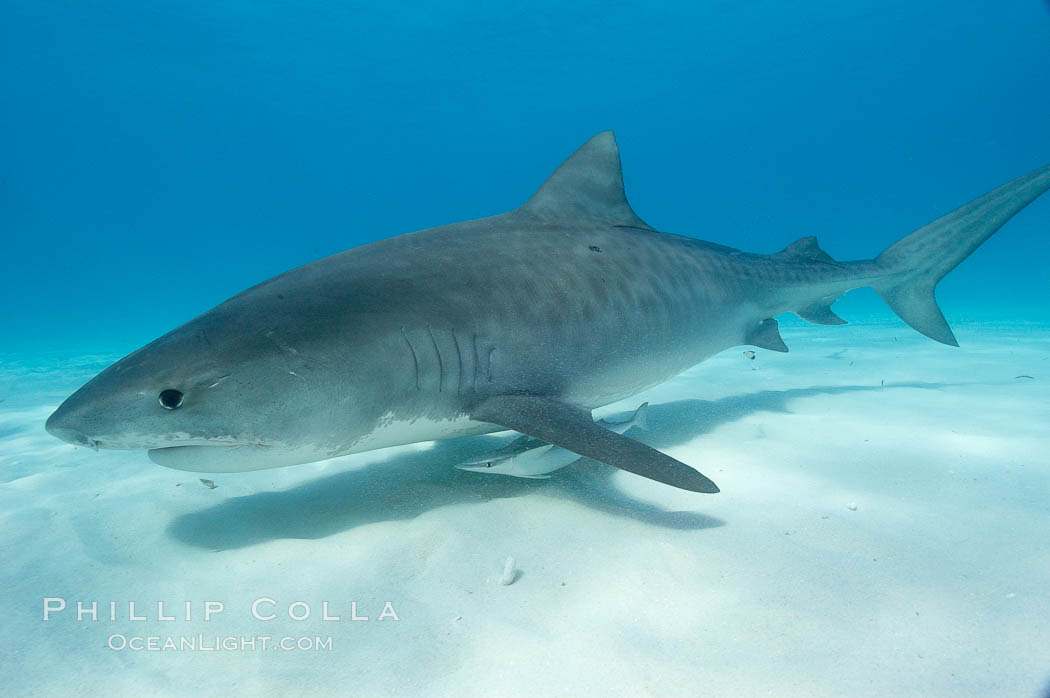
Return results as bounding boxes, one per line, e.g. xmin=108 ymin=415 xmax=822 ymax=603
xmin=870 ymin=164 xmax=1050 ymax=346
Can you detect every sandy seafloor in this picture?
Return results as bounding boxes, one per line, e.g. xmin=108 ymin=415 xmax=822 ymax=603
xmin=1 ymin=321 xmax=1049 ymax=697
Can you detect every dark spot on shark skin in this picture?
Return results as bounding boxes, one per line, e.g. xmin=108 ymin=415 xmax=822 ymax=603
xmin=589 ymin=245 xmax=602 ymax=253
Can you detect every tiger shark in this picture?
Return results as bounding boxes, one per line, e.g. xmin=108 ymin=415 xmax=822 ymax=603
xmin=46 ymin=132 xmax=1050 ymax=493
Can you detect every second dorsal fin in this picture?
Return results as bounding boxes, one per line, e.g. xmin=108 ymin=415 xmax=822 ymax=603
xmin=519 ymin=131 xmax=652 ymax=228
xmin=776 ymin=236 xmax=837 ymax=264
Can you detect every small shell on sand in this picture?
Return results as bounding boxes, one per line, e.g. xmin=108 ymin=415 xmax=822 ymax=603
xmin=847 ymin=502 xmax=858 ymax=511
xmin=499 ymin=556 xmax=517 ymax=586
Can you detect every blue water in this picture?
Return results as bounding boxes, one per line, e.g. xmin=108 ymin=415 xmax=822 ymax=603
xmin=3 ymin=4 xmax=1050 ymax=696
xmin=2 ymin=1 xmax=1049 ymax=355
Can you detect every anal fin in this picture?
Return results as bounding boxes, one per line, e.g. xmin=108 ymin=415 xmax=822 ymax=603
xmin=796 ymin=301 xmax=847 ymax=326
xmin=470 ymin=395 xmax=719 ymax=493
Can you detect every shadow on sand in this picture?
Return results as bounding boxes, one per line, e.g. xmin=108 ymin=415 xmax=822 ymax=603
xmin=167 ymin=381 xmax=947 ymax=550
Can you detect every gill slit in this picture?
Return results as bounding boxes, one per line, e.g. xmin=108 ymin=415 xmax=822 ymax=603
xmin=451 ymin=330 xmax=463 ymax=394
xmin=472 ymin=333 xmax=479 ymax=391
xmin=401 ymin=327 xmax=420 ymax=390
xmin=427 ymin=324 xmax=444 ymax=392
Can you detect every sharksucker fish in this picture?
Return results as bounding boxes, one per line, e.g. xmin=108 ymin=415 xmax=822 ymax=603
xmin=46 ymin=132 xmax=1050 ymax=493
xmin=457 ymin=402 xmax=649 ymax=479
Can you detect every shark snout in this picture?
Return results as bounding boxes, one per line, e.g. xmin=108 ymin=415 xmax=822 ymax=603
xmin=45 ymin=409 xmax=101 ymax=450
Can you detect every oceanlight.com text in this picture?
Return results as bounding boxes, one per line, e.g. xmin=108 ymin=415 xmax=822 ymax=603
xmin=106 ymin=634 xmax=333 ymax=652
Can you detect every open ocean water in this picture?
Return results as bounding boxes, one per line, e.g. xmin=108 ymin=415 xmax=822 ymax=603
xmin=2 ymin=2 xmax=1050 ymax=696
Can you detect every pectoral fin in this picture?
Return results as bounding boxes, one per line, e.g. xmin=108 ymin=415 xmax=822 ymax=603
xmin=470 ymin=395 xmax=719 ymax=493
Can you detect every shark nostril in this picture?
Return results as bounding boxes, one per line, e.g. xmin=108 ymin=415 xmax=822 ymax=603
xmin=45 ymin=405 xmax=101 ymax=450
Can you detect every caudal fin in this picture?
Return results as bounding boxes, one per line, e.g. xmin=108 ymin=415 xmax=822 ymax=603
xmin=873 ymin=164 xmax=1050 ymax=346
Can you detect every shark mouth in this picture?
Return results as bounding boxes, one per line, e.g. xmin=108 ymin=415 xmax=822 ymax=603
xmin=147 ymin=443 xmax=280 ymax=473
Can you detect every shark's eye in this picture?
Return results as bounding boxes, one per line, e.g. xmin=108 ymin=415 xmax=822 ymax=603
xmin=158 ymin=389 xmax=184 ymax=410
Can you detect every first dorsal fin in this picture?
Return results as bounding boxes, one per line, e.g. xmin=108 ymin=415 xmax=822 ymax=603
xmin=776 ymin=236 xmax=837 ymax=264
xmin=519 ymin=131 xmax=652 ymax=228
